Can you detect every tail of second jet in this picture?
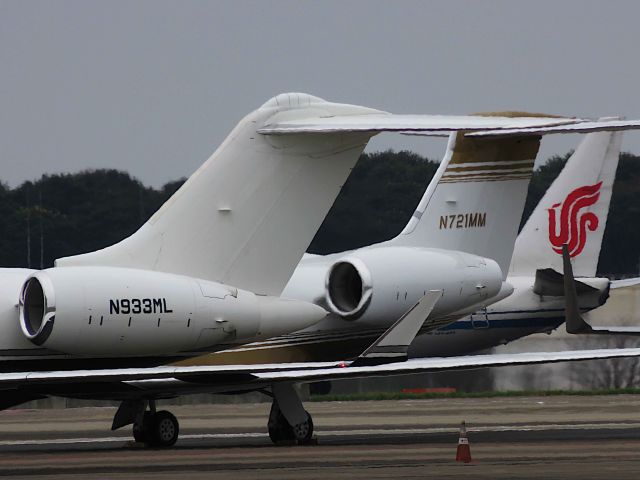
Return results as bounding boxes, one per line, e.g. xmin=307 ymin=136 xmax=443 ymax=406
xmin=389 ymin=122 xmax=542 ymax=278
xmin=509 ymin=130 xmax=622 ymax=277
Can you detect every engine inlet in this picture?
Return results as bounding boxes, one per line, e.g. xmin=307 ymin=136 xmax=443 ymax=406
xmin=19 ymin=274 xmax=55 ymax=346
xmin=325 ymin=258 xmax=372 ymax=319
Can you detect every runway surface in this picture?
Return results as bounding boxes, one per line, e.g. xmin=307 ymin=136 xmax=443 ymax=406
xmin=1 ymin=395 xmax=640 ymax=479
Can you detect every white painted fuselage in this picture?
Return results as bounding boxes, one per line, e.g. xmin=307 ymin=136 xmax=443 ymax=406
xmin=216 ymin=272 xmax=608 ymax=362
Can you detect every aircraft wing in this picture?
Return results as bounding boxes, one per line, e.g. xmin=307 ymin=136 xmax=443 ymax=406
xmin=3 ymin=287 xmax=640 ymax=392
xmin=258 ymin=113 xmax=640 ymax=137
xmin=254 ymin=348 xmax=640 ymax=383
xmin=0 ymin=361 xmax=341 ymax=386
xmin=1 ymin=348 xmax=640 ymax=389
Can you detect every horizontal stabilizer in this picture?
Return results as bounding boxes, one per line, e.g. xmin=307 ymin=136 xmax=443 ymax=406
xmin=466 ymin=119 xmax=640 ymax=137
xmin=352 ymin=290 xmax=441 ymax=366
xmin=611 ymin=277 xmax=640 ymax=290
xmin=259 ymin=113 xmax=579 ymax=135
xmin=259 ymin=113 xmax=640 ymax=137
xmin=563 ymin=245 xmax=640 ymax=335
xmin=533 ymin=268 xmax=597 ymax=297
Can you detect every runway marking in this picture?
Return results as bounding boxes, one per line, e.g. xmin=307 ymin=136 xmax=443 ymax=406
xmin=1 ymin=422 xmax=639 ymax=447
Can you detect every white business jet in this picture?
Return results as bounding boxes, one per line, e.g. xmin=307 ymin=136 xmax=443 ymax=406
xmin=1 ymin=93 xmax=639 ymax=447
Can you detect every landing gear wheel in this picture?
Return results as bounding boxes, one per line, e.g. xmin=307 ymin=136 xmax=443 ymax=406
xmin=292 ymin=412 xmax=314 ymax=442
xmin=268 ymin=403 xmax=313 ymax=444
xmin=147 ymin=410 xmax=180 ymax=447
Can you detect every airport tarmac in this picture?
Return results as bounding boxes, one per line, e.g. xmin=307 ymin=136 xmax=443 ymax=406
xmin=0 ymin=395 xmax=639 ymax=479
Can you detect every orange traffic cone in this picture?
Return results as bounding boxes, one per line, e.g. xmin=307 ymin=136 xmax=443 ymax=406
xmin=455 ymin=421 xmax=472 ymax=463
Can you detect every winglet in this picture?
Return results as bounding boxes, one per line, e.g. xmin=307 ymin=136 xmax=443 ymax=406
xmin=351 ymin=290 xmax=441 ymax=366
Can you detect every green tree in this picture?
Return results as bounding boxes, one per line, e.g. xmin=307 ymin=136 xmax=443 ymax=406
xmin=1 ymin=150 xmax=639 ymax=276
xmin=308 ymin=151 xmax=438 ymax=254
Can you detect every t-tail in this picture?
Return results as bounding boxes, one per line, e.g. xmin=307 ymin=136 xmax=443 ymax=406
xmin=389 ymin=122 xmax=542 ymax=279
xmin=509 ymin=130 xmax=622 ymax=277
xmin=55 ymin=94 xmax=377 ymax=296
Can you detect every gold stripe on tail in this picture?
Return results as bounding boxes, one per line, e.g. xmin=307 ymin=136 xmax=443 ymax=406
xmin=441 ymin=132 xmax=541 ymax=183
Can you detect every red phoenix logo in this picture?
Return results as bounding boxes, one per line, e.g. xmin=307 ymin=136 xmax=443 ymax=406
xmin=547 ymin=182 xmax=602 ymax=258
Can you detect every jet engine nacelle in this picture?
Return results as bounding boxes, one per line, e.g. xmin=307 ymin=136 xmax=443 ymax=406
xmin=324 ymin=246 xmax=503 ymax=321
xmin=19 ymin=267 xmax=326 ymax=357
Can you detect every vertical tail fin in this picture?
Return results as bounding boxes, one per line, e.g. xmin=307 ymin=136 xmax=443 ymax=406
xmin=509 ymin=130 xmax=622 ymax=277
xmin=390 ymin=126 xmax=541 ymax=278
xmin=56 ymin=94 xmax=376 ymax=295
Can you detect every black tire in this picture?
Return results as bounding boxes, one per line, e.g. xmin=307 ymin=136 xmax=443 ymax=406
xmin=292 ymin=412 xmax=314 ymax=442
xmin=268 ymin=409 xmax=313 ymax=444
xmin=268 ymin=407 xmax=294 ymax=444
xmin=148 ymin=410 xmax=179 ymax=447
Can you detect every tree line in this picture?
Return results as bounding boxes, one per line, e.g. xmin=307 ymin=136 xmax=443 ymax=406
xmin=1 ymin=150 xmax=639 ymax=275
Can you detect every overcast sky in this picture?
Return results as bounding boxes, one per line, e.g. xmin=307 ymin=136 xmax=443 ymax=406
xmin=2 ymin=0 xmax=640 ymax=187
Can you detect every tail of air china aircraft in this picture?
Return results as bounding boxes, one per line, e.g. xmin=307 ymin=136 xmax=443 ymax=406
xmin=509 ymin=130 xmax=622 ymax=277
xmin=388 ymin=124 xmax=542 ymax=278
